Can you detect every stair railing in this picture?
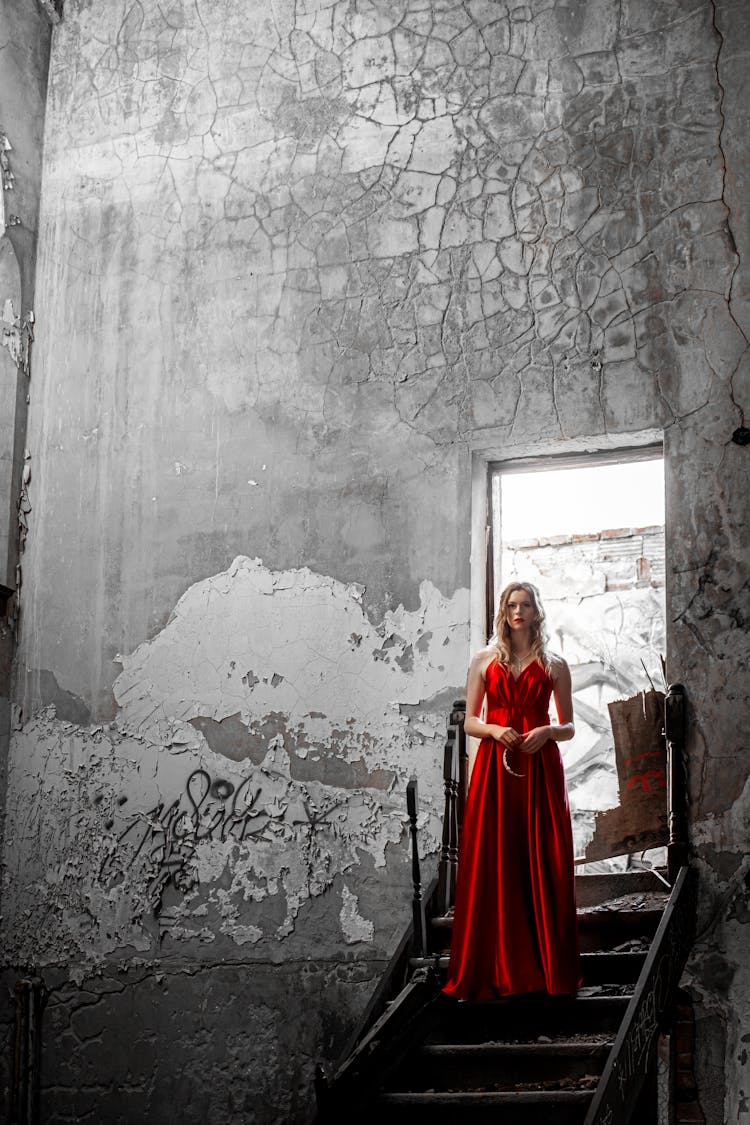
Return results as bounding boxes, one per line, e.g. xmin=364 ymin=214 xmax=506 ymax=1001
xmin=315 ymin=702 xmax=469 ymax=1118
xmin=436 ymin=700 xmax=467 ymax=916
xmin=582 ymin=862 xmax=697 ymax=1125
xmin=314 ymin=774 xmax=444 ymax=1120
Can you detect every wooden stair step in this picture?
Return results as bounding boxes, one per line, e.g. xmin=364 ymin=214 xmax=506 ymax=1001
xmin=574 ymin=870 xmax=670 ymax=908
xmin=428 ymin=995 xmax=630 ymax=1041
xmin=432 ymin=902 xmax=663 ymax=930
xmin=410 ymin=949 xmax=646 ymax=985
xmin=579 ymin=949 xmax=646 ymax=983
xmin=374 ymin=1088 xmax=593 ymax=1124
xmin=577 ymin=907 xmax=664 ymax=952
xmin=392 ymin=1039 xmax=611 ymax=1088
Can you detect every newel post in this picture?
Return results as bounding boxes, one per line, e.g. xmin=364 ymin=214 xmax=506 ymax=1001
xmin=665 ymin=683 xmax=688 ymax=881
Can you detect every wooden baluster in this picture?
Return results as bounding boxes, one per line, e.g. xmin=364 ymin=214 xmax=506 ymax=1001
xmin=438 ymin=730 xmax=456 ymax=916
xmin=406 ymin=777 xmax=427 ymax=957
xmin=452 ymin=700 xmax=468 ymax=835
xmin=665 ymin=682 xmax=688 ymax=881
xmin=448 ymin=743 xmax=459 ymax=909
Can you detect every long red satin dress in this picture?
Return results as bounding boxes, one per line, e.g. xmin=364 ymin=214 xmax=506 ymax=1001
xmin=443 ymin=657 xmax=579 ymax=1000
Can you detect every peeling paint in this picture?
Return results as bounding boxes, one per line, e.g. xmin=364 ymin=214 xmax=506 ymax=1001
xmin=17 ymin=446 xmax=31 ymax=558
xmin=113 ymin=556 xmax=469 ymax=767
xmin=2 ymin=558 xmax=467 ymax=964
xmin=0 ymin=135 xmax=10 ymax=236
xmin=1 ymin=297 xmax=33 ymax=375
xmin=340 ymin=884 xmax=374 ymax=945
xmin=36 ymin=0 xmax=63 ymax=26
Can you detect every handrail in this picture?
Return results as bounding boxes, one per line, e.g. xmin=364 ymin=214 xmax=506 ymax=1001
xmin=314 ymin=872 xmax=439 ymax=1114
xmin=314 ymin=962 xmax=442 ymax=1119
xmin=316 ymin=709 xmax=465 ymax=1116
xmin=582 ymin=863 xmax=698 ymax=1125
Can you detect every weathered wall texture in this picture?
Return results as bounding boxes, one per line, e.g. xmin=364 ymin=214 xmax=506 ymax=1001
xmin=7 ymin=558 xmax=467 ymax=964
xmin=1 ymin=0 xmax=748 ymax=1122
xmin=0 ymin=1 xmax=53 ymax=1113
xmin=0 ymin=0 xmax=50 ymax=593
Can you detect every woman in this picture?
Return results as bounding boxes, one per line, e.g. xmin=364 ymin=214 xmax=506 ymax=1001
xmin=443 ymin=581 xmax=580 ymax=1001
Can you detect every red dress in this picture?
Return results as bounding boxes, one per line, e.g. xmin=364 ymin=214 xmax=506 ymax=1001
xmin=443 ymin=657 xmax=580 ymax=1000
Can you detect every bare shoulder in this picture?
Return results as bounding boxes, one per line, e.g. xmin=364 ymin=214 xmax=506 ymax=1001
xmin=548 ymin=652 xmax=570 ymax=682
xmin=469 ymin=645 xmax=496 ymax=678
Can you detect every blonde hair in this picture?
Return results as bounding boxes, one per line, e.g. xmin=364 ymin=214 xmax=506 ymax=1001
xmin=490 ymin=581 xmax=552 ymax=673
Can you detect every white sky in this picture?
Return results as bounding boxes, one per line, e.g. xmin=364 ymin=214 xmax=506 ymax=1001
xmin=500 ymin=458 xmax=665 ymax=540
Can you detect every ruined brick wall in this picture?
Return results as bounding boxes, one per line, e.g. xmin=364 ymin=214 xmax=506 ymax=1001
xmin=1 ymin=1 xmax=748 ymax=1122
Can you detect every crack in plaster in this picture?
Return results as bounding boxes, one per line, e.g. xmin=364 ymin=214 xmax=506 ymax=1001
xmin=0 ymin=296 xmax=33 ymax=374
xmin=339 ymin=883 xmax=374 ymax=944
xmin=709 ymin=0 xmax=749 ymax=427
xmin=38 ymin=0 xmax=743 ymax=449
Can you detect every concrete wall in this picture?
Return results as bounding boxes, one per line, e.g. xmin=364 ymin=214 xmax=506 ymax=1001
xmin=0 ymin=0 xmax=53 ymax=1114
xmin=0 ymin=0 xmax=50 ymax=593
xmin=1 ymin=1 xmax=748 ymax=1122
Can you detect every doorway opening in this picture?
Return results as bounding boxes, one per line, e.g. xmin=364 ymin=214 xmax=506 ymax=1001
xmin=489 ymin=447 xmax=666 ymax=858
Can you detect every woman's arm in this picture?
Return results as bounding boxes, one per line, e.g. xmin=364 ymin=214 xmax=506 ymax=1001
xmin=521 ymin=656 xmax=575 ymax=754
xmin=463 ymin=650 xmax=522 ymax=750
xmin=549 ymin=656 xmax=575 ymax=741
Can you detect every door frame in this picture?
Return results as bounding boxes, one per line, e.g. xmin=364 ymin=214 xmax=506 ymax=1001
xmin=469 ymin=428 xmax=665 ymax=654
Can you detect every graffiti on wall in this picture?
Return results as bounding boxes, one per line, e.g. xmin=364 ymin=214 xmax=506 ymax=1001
xmin=99 ymin=757 xmax=354 ymax=920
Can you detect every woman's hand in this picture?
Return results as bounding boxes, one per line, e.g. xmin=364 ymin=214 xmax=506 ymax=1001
xmin=521 ymin=727 xmax=551 ymax=755
xmin=488 ymin=724 xmax=522 ymax=749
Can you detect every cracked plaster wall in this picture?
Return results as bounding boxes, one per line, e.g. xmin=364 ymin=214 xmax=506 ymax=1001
xmin=1 ymin=0 xmax=749 ymax=1121
xmin=0 ymin=0 xmax=51 ymax=918
xmin=0 ymin=0 xmax=50 ymax=590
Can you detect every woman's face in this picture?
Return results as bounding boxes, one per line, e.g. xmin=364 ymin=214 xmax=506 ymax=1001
xmin=506 ymin=589 xmax=536 ymax=631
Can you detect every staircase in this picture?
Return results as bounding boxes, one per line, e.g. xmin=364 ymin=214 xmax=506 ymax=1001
xmin=315 ymin=686 xmax=696 ymax=1125
xmin=376 ymin=870 xmax=673 ymax=1123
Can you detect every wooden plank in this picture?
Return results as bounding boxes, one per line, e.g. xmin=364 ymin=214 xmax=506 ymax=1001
xmin=584 ymin=689 xmax=668 ymax=862
xmin=665 ymin=683 xmax=688 ymax=880
xmin=380 ymin=1090 xmax=594 ymax=1106
xmin=437 ymin=732 xmax=457 ymax=915
xmin=407 ymin=777 xmax=427 ymax=957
